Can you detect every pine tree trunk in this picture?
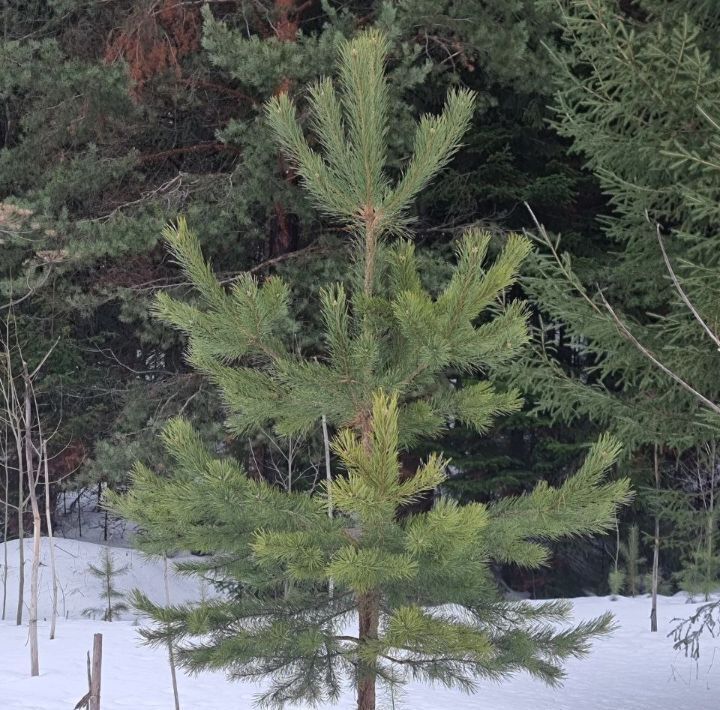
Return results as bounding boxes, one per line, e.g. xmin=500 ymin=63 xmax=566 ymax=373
xmin=357 ymin=590 xmax=379 ymax=710
xmin=268 ymin=0 xmax=307 ymax=263
xmin=363 ymin=221 xmax=377 ymax=297
xmin=357 ymin=215 xmax=380 ymax=710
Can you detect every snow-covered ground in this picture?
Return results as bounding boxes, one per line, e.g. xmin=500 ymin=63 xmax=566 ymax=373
xmin=0 ymin=537 xmax=718 ymax=710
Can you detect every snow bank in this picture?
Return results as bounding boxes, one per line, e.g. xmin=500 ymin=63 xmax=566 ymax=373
xmin=0 ymin=537 xmax=209 ymax=620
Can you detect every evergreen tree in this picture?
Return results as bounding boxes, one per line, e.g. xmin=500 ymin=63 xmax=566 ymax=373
xmin=620 ymin=524 xmax=644 ymax=598
xmin=82 ymin=547 xmax=129 ymax=622
xmin=1 ymin=1 xmax=582 ymax=526
xmin=114 ymin=31 xmax=631 ymax=710
xmin=511 ymin=0 xmax=720 ymax=618
xmin=517 ymin=0 xmax=720 ymax=447
xmin=608 ymin=570 xmax=625 ymax=600
xmin=609 ymin=523 xmax=645 ymax=599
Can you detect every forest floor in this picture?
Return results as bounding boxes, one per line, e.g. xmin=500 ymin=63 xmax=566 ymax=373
xmin=0 ymin=536 xmax=718 ymax=710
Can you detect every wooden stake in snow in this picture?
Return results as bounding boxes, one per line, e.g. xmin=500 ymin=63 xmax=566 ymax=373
xmin=89 ymin=634 xmax=102 ymax=710
xmin=74 ymin=633 xmax=102 ymax=710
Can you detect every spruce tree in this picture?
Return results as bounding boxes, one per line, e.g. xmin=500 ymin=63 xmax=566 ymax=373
xmin=114 ymin=31 xmax=631 ymax=710
xmin=512 ymin=0 xmax=720 ymax=623
xmin=620 ymin=524 xmax=644 ymax=598
xmin=517 ymin=0 xmax=720 ymax=447
xmin=82 ymin=548 xmax=129 ymax=622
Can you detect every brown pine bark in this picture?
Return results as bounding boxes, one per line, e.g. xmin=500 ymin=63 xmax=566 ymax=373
xmin=269 ymin=0 xmax=308 ymax=259
xmin=357 ymin=590 xmax=380 ymax=710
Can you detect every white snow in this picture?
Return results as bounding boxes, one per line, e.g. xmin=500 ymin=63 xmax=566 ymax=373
xmin=0 ymin=537 xmax=718 ymax=709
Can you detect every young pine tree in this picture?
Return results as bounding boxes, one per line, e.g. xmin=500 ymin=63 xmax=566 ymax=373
xmin=82 ymin=548 xmax=129 ymax=622
xmin=620 ymin=524 xmax=644 ymax=598
xmin=113 ymin=31 xmax=631 ymax=710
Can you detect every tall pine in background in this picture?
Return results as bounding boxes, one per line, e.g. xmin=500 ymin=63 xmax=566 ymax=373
xmin=114 ymin=31 xmax=631 ymax=710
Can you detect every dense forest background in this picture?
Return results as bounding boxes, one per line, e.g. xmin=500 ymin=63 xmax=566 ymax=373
xmin=3 ymin=0 xmax=720 ymax=601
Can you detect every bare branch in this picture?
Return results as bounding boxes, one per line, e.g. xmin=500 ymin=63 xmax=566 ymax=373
xmin=0 ymin=268 xmax=52 ymax=312
xmin=598 ymin=291 xmax=720 ymax=416
xmin=656 ymin=227 xmax=720 ymax=350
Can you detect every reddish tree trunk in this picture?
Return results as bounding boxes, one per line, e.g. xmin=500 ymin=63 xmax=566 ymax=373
xmin=357 ymin=590 xmax=379 ymax=710
xmin=274 ymin=0 xmax=307 ymax=43
xmin=269 ymin=0 xmax=306 ymax=257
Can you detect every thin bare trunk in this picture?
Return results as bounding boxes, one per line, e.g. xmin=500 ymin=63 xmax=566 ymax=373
xmin=24 ymin=370 xmax=40 ymax=676
xmin=43 ymin=442 xmax=57 ymax=639
xmin=706 ymin=442 xmax=716 ymax=603
xmin=1 ymin=312 xmax=55 ymax=647
xmin=28 ymin=500 xmax=40 ymax=675
xmin=15 ymin=429 xmax=24 ymax=627
xmin=650 ymin=445 xmax=660 ymax=633
xmin=164 ymin=556 xmax=181 ymax=710
xmin=2 ymin=503 xmax=7 ymax=622
xmin=650 ymin=517 xmax=659 ymax=632
xmin=2 ymin=429 xmax=9 ymax=620
xmin=0 ymin=312 xmax=25 ymax=625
